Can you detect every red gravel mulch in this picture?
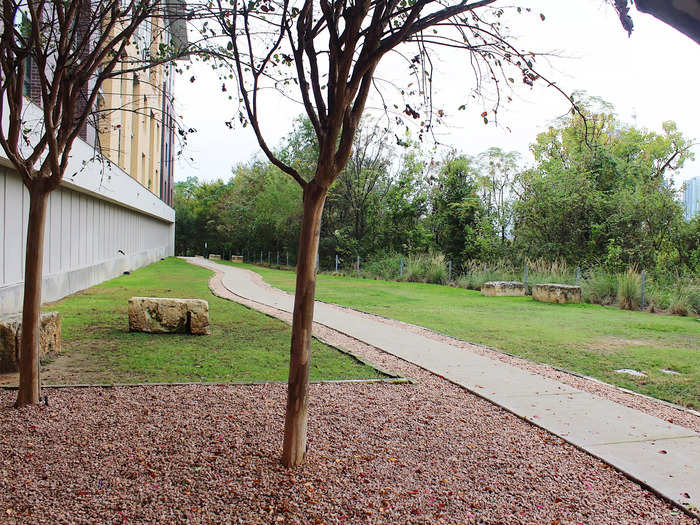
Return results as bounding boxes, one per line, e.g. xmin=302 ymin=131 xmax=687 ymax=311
xmin=1 ymin=375 xmax=694 ymax=524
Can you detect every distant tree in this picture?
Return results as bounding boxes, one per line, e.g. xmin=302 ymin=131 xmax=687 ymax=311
xmin=376 ymin=149 xmax=433 ymax=255
xmin=174 ymin=177 xmax=200 ymax=255
xmin=476 ymin=147 xmax=522 ymax=245
xmin=513 ymin=97 xmax=693 ymax=269
xmin=323 ymin=122 xmax=394 ymax=260
xmin=0 ymin=0 xmax=186 ymax=407
xmin=430 ymin=156 xmax=489 ymax=263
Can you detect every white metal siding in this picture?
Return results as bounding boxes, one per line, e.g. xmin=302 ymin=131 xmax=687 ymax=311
xmin=0 ymin=166 xmax=174 ymax=313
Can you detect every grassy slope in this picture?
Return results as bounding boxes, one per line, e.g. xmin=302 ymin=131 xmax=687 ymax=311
xmin=42 ymin=258 xmax=383 ymax=384
xmin=233 ymin=262 xmax=700 ymax=408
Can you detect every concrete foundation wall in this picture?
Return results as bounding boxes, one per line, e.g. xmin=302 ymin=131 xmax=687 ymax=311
xmin=0 ymin=167 xmax=174 ymax=315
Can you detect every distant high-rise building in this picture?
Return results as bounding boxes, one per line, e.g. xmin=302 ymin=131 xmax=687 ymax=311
xmin=684 ymin=176 xmax=700 ymax=220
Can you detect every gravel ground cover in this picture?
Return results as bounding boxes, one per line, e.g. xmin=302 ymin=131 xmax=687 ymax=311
xmin=1 ymin=378 xmax=694 ymax=524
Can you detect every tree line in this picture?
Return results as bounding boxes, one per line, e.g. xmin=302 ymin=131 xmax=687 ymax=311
xmin=175 ymin=98 xmax=699 ymax=278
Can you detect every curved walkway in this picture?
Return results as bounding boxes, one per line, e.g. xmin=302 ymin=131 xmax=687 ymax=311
xmin=186 ymin=257 xmax=699 ymax=517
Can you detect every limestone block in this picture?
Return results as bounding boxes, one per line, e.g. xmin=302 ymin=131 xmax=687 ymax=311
xmin=481 ymin=281 xmax=527 ymax=297
xmin=0 ymin=312 xmax=61 ymax=373
xmin=532 ymin=283 xmax=582 ymax=304
xmin=184 ymin=299 xmax=210 ymax=335
xmin=128 ymin=297 xmax=209 ymax=335
xmin=209 ymin=254 xmax=221 ymax=260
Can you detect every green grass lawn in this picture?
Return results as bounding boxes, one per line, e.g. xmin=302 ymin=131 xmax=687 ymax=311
xmin=40 ymin=258 xmax=384 ymax=384
xmin=231 ymin=262 xmax=700 ymax=408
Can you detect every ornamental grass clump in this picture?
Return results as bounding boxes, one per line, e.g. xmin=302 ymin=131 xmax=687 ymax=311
xmin=402 ymin=254 xmax=448 ymax=285
xmin=668 ymin=294 xmax=690 ymax=316
xmin=456 ymin=260 xmax=518 ymax=290
xmin=582 ymin=272 xmax=618 ymax=305
xmin=617 ymin=269 xmax=642 ymax=310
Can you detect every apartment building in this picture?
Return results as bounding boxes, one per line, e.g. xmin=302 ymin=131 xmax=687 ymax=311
xmin=684 ymin=176 xmax=700 ymax=221
xmin=0 ymin=2 xmax=186 ymax=314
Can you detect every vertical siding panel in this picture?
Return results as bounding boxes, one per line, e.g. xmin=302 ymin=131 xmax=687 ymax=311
xmin=108 ymin=204 xmax=113 ymax=259
xmin=71 ymin=192 xmax=79 ymax=268
xmin=0 ymin=169 xmax=5 ymax=285
xmin=99 ymin=200 xmax=104 ymax=261
xmin=61 ymin=190 xmax=70 ymax=272
xmin=85 ymin=198 xmax=92 ymax=267
xmin=82 ymin=195 xmax=88 ymax=267
xmin=4 ymin=175 xmax=23 ymax=284
xmin=96 ymin=200 xmax=101 ymax=262
xmin=92 ymin=199 xmax=97 ymax=264
xmin=42 ymin=192 xmax=51 ymax=273
xmin=21 ymin=185 xmax=29 ymax=280
xmin=50 ymin=190 xmax=61 ymax=275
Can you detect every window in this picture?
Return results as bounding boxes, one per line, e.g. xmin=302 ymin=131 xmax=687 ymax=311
xmin=139 ymin=17 xmax=152 ymax=60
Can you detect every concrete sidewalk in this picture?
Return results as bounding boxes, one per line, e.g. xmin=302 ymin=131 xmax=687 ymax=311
xmin=187 ymin=258 xmax=699 ymax=517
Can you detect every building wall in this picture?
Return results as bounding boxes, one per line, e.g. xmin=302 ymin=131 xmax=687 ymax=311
xmin=684 ymin=176 xmax=700 ymax=220
xmin=0 ymin=166 xmax=174 ymax=315
xmin=98 ymin=15 xmax=174 ymax=200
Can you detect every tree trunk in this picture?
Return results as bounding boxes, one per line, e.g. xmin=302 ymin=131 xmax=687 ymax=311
xmin=281 ymin=180 xmax=327 ymax=467
xmin=15 ymin=185 xmax=49 ymax=408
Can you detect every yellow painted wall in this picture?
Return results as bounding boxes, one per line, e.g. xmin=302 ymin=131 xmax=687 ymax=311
xmin=99 ymin=16 xmax=167 ymax=198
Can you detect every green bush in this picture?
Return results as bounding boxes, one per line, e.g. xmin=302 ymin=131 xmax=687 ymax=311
xmin=617 ymin=269 xmax=641 ymax=310
xmin=647 ymin=277 xmax=700 ymax=316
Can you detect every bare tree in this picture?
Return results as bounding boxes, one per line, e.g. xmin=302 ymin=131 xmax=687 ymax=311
xmin=208 ymin=0 xmax=576 ymax=466
xmin=0 ymin=0 xmax=187 ymax=407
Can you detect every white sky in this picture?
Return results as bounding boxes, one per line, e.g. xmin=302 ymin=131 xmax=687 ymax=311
xmin=173 ymin=0 xmax=700 ymax=189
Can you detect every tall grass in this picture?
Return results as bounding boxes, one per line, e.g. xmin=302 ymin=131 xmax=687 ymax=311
xmin=581 ymin=272 xmax=617 ymax=305
xmin=617 ymin=269 xmax=641 ymax=310
xmin=362 ymin=253 xmax=403 ymax=281
xmin=455 ymin=260 xmax=519 ymax=290
xmin=400 ymin=254 xmax=448 ymax=285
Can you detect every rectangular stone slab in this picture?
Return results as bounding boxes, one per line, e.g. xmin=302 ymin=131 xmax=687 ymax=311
xmin=481 ymin=281 xmax=527 ymax=296
xmin=0 ymin=312 xmax=62 ymax=373
xmin=532 ymin=283 xmax=582 ymax=303
xmin=128 ymin=297 xmax=209 ymax=335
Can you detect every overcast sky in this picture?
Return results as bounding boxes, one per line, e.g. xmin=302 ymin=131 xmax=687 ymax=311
xmin=173 ymin=0 xmax=700 ymax=189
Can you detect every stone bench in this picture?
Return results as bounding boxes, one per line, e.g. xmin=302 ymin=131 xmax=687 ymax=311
xmin=230 ymin=255 xmax=243 ymax=263
xmin=209 ymin=254 xmax=221 ymax=260
xmin=128 ymin=297 xmax=210 ymax=335
xmin=0 ymin=312 xmax=62 ymax=373
xmin=481 ymin=281 xmax=527 ymax=297
xmin=532 ymin=283 xmax=582 ymax=304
